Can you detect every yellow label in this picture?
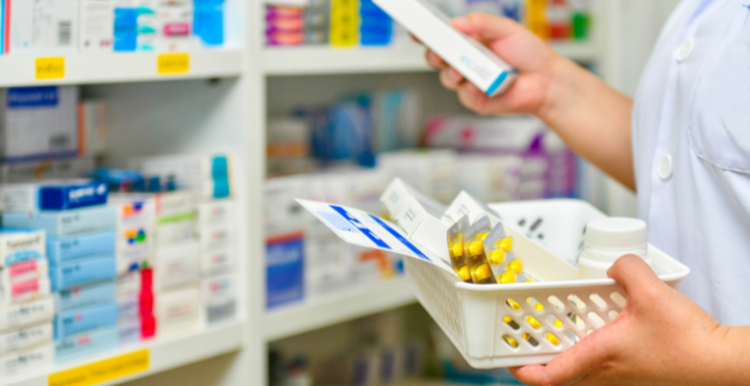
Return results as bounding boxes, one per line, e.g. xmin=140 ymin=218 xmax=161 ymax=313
xmin=157 ymin=53 xmax=190 ymax=75
xmin=48 ymin=349 xmax=149 ymax=386
xmin=35 ymin=57 xmax=66 ymax=80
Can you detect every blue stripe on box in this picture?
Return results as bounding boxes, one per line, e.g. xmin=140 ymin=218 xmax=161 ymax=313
xmin=485 ymin=71 xmax=509 ymax=96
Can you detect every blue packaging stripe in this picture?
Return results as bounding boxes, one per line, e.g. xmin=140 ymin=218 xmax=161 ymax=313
xmin=49 ymin=255 xmax=117 ymax=291
xmin=211 ymin=156 xmax=229 ymax=178
xmin=7 ymin=87 xmax=59 ymax=108
xmin=54 ymin=281 xmax=116 ymax=312
xmin=47 ymin=231 xmax=116 ymax=264
xmin=212 ymin=178 xmax=231 ymax=199
xmin=39 ymin=182 xmax=109 ymax=211
xmin=54 ymin=302 xmax=118 ymax=340
xmin=55 ymin=327 xmax=118 ymax=363
xmin=486 ymin=71 xmax=510 ymax=96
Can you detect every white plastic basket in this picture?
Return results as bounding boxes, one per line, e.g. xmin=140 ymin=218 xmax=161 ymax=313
xmin=403 ymin=199 xmax=690 ymax=368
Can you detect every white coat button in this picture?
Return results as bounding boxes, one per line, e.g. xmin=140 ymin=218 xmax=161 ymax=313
xmin=659 ymin=154 xmax=673 ymax=181
xmin=676 ymin=39 xmax=694 ymax=62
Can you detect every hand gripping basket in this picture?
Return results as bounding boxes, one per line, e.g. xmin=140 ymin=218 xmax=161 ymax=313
xmin=403 ymin=199 xmax=690 ymax=368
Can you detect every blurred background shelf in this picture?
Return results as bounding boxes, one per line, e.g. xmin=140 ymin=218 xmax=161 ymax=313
xmin=263 ymin=279 xmax=416 ymax=341
xmin=1 ymin=322 xmax=244 ymax=386
xmin=0 ymin=50 xmax=243 ymax=87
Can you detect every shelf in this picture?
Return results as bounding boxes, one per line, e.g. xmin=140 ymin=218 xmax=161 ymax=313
xmin=263 ymin=41 xmax=600 ymax=76
xmin=2 ymin=322 xmax=244 ymax=386
xmin=0 ymin=50 xmax=243 ymax=87
xmin=263 ymin=279 xmax=417 ymax=341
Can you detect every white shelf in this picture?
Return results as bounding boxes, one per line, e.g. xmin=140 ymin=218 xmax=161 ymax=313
xmin=2 ymin=322 xmax=244 ymax=386
xmin=0 ymin=50 xmax=243 ymax=87
xmin=262 ymin=41 xmax=600 ymax=76
xmin=263 ymin=279 xmax=417 ymax=341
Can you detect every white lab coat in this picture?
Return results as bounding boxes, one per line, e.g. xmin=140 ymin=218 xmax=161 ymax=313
xmin=633 ymin=0 xmax=750 ymax=326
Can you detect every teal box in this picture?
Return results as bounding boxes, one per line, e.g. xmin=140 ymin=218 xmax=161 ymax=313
xmin=49 ymin=255 xmax=116 ymax=291
xmin=47 ymin=231 xmax=116 ymax=265
xmin=54 ymin=281 xmax=116 ymax=311
xmin=54 ymin=302 xmax=118 ymax=340
xmin=2 ymin=206 xmax=116 ymax=237
xmin=55 ymin=327 xmax=118 ymax=363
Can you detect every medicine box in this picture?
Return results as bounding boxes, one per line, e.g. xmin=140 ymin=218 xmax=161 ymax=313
xmin=2 ymin=206 xmax=117 ymax=237
xmin=54 ymin=302 xmax=118 ymax=340
xmin=47 ymin=231 xmax=116 ymax=265
xmin=115 ymin=223 xmax=154 ymax=265
xmin=55 ymin=327 xmax=118 ymax=363
xmin=444 ymin=190 xmax=501 ymax=226
xmin=0 ymin=297 xmax=55 ymax=332
xmin=48 ymin=255 xmax=116 ymax=291
xmin=155 ymin=191 xmax=194 ymax=219
xmin=155 ymin=1 xmax=196 ymax=53
xmin=77 ymin=100 xmax=108 ymax=156
xmin=0 ymin=87 xmax=79 ymax=162
xmin=393 ymin=196 xmax=452 ymax=263
xmin=0 ymin=229 xmax=45 ymax=268
xmin=373 ymin=0 xmax=516 ymax=96
xmin=0 ymin=157 xmax=95 ymax=184
xmin=0 ymin=323 xmax=53 ymax=355
xmin=116 ymin=294 xmax=140 ymax=322
xmin=201 ymin=274 xmax=237 ymax=324
xmin=0 ymin=278 xmax=51 ymax=305
xmin=200 ymin=245 xmax=234 ymax=277
xmin=54 ymin=281 xmax=116 ymax=312
xmin=197 ymin=223 xmax=232 ymax=250
xmin=118 ymin=318 xmax=141 ymax=344
xmin=154 ymin=241 xmax=200 ymax=290
xmin=0 ymin=344 xmax=54 ymax=378
xmin=266 ymin=233 xmax=304 ymax=309
xmin=109 ymin=194 xmax=156 ymax=225
xmin=156 ymin=286 xmax=200 ymax=337
xmin=0 ymin=258 xmax=48 ymax=285
xmin=380 ymin=177 xmax=446 ymax=219
xmin=115 ymin=271 xmax=141 ymax=298
xmin=195 ymin=200 xmax=234 ymax=227
xmin=7 ymin=0 xmax=79 ymax=55
xmin=79 ymin=0 xmax=115 ymax=53
xmin=134 ymin=154 xmax=231 ymax=180
xmin=38 ymin=181 xmax=109 ymax=211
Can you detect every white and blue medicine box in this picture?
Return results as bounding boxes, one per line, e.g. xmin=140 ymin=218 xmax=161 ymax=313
xmin=47 ymin=231 xmax=116 ymax=265
xmin=48 ymin=255 xmax=116 ymax=291
xmin=39 ymin=181 xmax=108 ymax=210
xmin=54 ymin=302 xmax=118 ymax=340
xmin=2 ymin=206 xmax=116 ymax=237
xmin=55 ymin=327 xmax=118 ymax=363
xmin=0 ymin=229 xmax=45 ymax=268
xmin=266 ymin=234 xmax=304 ymax=310
xmin=54 ymin=281 xmax=116 ymax=312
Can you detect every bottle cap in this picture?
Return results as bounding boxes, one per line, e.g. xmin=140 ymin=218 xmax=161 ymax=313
xmin=585 ymin=217 xmax=647 ymax=255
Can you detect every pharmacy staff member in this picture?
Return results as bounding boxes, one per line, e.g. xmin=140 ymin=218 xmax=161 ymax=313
xmin=426 ymin=0 xmax=750 ymax=384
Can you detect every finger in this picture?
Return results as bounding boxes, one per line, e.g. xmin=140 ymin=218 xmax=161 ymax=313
xmin=425 ymin=50 xmax=449 ymax=70
xmin=439 ymin=68 xmax=465 ymax=90
xmin=409 ymin=33 xmax=421 ymax=44
xmin=607 ymin=254 xmax=663 ymax=300
xmin=452 ymin=13 xmax=523 ymax=42
xmin=456 ymin=82 xmax=489 ymax=114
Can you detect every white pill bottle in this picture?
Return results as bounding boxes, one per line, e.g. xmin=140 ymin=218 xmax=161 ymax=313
xmin=577 ymin=217 xmax=654 ymax=280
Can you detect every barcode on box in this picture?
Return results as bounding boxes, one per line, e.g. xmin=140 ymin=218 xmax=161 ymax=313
xmin=58 ymin=21 xmax=72 ymax=46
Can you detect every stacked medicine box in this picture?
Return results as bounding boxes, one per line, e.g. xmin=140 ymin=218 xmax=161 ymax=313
xmin=134 ymin=154 xmax=237 ymax=327
xmin=0 ymin=227 xmax=54 ymax=378
xmin=1 ymin=181 xmax=118 ymax=364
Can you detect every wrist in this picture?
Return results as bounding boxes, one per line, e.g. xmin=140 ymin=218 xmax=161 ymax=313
xmin=534 ymin=54 xmax=580 ymax=121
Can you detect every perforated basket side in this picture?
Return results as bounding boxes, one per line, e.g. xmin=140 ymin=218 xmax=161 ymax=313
xmin=404 ymin=257 xmax=465 ymax=353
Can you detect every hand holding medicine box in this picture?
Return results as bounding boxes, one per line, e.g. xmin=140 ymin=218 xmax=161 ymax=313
xmin=372 ymin=0 xmax=516 ymax=96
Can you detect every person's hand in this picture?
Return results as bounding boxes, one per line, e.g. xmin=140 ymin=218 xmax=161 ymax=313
xmin=508 ymin=255 xmax=746 ymax=386
xmin=424 ymin=13 xmax=562 ymax=116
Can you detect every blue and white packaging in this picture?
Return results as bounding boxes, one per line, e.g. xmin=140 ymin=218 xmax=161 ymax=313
xmin=0 ymin=297 xmax=55 ymax=332
xmin=47 ymin=231 xmax=116 ymax=265
xmin=118 ymin=319 xmax=141 ymax=345
xmin=54 ymin=281 xmax=116 ymax=312
xmin=117 ymin=294 xmax=140 ymax=321
xmin=39 ymin=181 xmax=109 ymax=211
xmin=54 ymin=302 xmax=118 ymax=340
xmin=0 ymin=87 xmax=79 ymax=162
xmin=0 ymin=229 xmax=45 ymax=269
xmin=266 ymin=233 xmax=304 ymax=310
xmin=0 ymin=0 xmax=6 ymax=55
xmin=55 ymin=327 xmax=118 ymax=363
xmin=2 ymin=206 xmax=117 ymax=237
xmin=48 ymin=256 xmax=117 ymax=291
xmin=132 ymin=153 xmax=231 ymax=180
xmin=201 ymin=274 xmax=237 ymax=324
xmin=0 ymin=323 xmax=53 ymax=355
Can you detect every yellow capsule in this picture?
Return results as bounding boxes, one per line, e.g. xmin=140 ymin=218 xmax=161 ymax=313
xmin=526 ymin=316 xmax=542 ymax=329
xmin=502 ymin=334 xmax=519 ymax=348
xmin=499 ymin=237 xmax=513 ymax=252
xmin=506 ymin=298 xmax=522 ymax=311
xmin=522 ymin=333 xmax=539 ymax=347
xmin=553 ymin=319 xmax=563 ymax=329
xmin=526 ymin=279 xmax=533 ymax=283
xmin=474 ymin=264 xmax=493 ymax=281
xmin=527 ymin=297 xmax=544 ymax=312
xmin=458 ymin=266 xmax=471 ymax=281
xmin=534 ymin=303 xmax=544 ymax=312
xmin=487 ymin=249 xmax=505 ymax=265
xmin=476 ymin=232 xmax=490 ymax=240
xmin=505 ymin=259 xmax=523 ymax=274
xmin=503 ymin=316 xmax=514 ymax=324
xmin=449 ymin=242 xmax=464 ymax=258
xmin=466 ymin=240 xmax=484 ymax=256
xmin=499 ymin=270 xmax=516 ymax=284
xmin=545 ymin=333 xmax=561 ymax=346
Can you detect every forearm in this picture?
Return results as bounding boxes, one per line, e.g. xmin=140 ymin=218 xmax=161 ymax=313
xmin=709 ymin=325 xmax=750 ymax=385
xmin=538 ymin=56 xmax=635 ymax=191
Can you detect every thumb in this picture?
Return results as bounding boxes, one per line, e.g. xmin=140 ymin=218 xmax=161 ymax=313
xmin=452 ymin=12 xmax=523 ymax=42
xmin=607 ymin=254 xmax=662 ymax=299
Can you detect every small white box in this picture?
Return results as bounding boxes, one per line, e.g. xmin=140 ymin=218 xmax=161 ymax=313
xmin=372 ymin=0 xmax=516 ymax=96
xmin=154 ymin=241 xmax=200 ymax=290
xmin=200 ymin=245 xmax=234 ymax=277
xmin=196 ymin=223 xmax=232 ymax=251
xmin=79 ymin=0 xmax=115 ymax=53
xmin=155 ymin=1 xmax=196 ymax=53
xmin=0 ymin=259 xmax=49 ymax=286
xmin=393 ymin=196 xmax=451 ymax=264
xmin=0 ymin=278 xmax=51 ymax=306
xmin=0 ymin=343 xmax=53 ymax=378
xmin=0 ymin=230 xmax=45 ymax=269
xmin=195 ymin=199 xmax=234 ymax=227
xmin=8 ymin=0 xmax=80 ymax=55
xmin=0 ymin=297 xmax=55 ymax=332
xmin=0 ymin=323 xmax=53 ymax=355
xmin=115 ymin=271 xmax=141 ymax=297
xmin=380 ymin=177 xmax=446 ymax=219
xmin=0 ymin=87 xmax=79 ymax=162
xmin=156 ymin=286 xmax=200 ymax=337
xmin=155 ymin=191 xmax=194 ymax=219
xmin=444 ymin=190 xmax=501 ymax=226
